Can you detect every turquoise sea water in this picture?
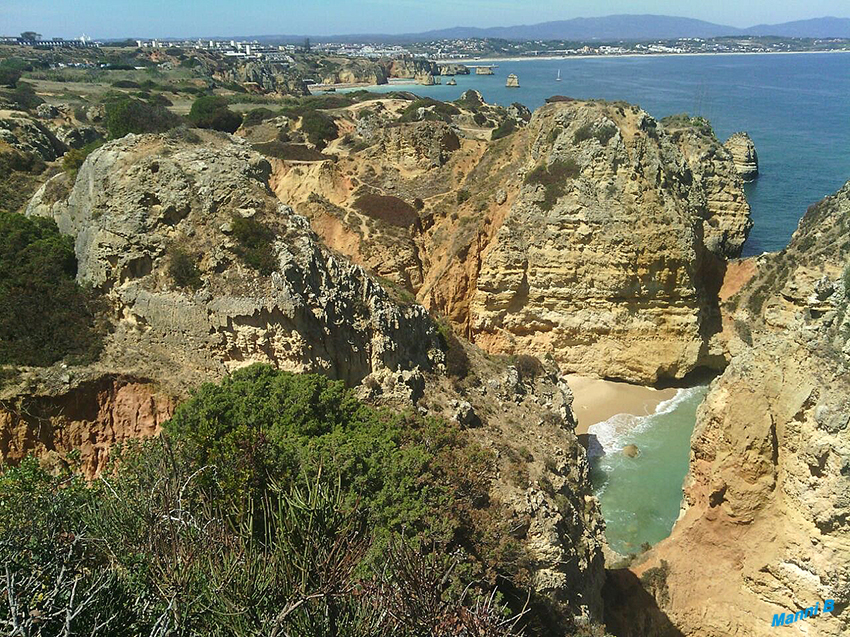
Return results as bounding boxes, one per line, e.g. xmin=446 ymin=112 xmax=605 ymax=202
xmin=350 ymin=52 xmax=850 ymax=256
xmin=586 ymin=386 xmax=709 ymax=554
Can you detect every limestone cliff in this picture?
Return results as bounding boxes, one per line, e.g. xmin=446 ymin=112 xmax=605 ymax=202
xmin=664 ymin=117 xmax=753 ymax=258
xmin=263 ymin=98 xmax=751 ymax=384
xmin=26 ymin=130 xmax=443 ymax=390
xmin=213 ymin=61 xmax=310 ymax=96
xmin=457 ymin=102 xmax=749 ymax=383
xmin=644 ymin=181 xmax=850 ymax=636
xmin=724 ymin=131 xmax=759 ymax=180
xmin=7 ymin=127 xmax=606 ymax=627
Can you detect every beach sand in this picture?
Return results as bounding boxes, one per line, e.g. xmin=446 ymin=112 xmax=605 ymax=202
xmin=567 ymin=374 xmax=677 ymax=435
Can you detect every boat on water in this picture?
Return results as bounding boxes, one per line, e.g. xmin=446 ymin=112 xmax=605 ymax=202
xmin=446 ymin=78 xmax=457 ymax=85
xmin=556 ymin=69 xmax=561 ymax=81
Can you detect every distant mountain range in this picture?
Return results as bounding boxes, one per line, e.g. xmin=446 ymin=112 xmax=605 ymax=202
xmin=246 ymin=14 xmax=850 ymax=44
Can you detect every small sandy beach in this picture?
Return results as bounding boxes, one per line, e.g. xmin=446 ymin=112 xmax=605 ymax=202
xmin=567 ymin=374 xmax=677 ymax=435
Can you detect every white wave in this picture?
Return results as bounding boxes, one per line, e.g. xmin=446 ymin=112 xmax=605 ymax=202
xmin=586 ymin=386 xmax=706 ymax=457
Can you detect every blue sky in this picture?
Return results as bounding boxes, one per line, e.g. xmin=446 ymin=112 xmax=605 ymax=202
xmin=2 ymin=0 xmax=848 ymax=39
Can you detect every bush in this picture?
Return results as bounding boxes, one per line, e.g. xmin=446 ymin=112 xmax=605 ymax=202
xmin=523 ymin=158 xmax=581 ymax=211
xmin=111 ymin=79 xmax=141 ymax=89
xmin=230 ymin=215 xmax=277 ymax=274
xmin=104 ymin=97 xmax=183 ymax=138
xmin=573 ymin=122 xmax=617 ymax=145
xmin=0 ymin=211 xmax=102 ymax=365
xmin=353 ymin=193 xmax=420 ymax=229
xmin=0 ymin=81 xmax=43 ymax=111
xmin=188 ymin=95 xmax=242 ymax=133
xmin=491 ymin=118 xmax=517 ymax=140
xmin=398 ymin=98 xmax=460 ymax=123
xmin=252 ymin=141 xmax=326 ymax=161
xmin=243 ymin=107 xmax=275 ymax=126
xmin=0 ymin=68 xmax=21 ymax=88
xmin=514 ymin=354 xmax=543 ymax=381
xmin=300 ymin=110 xmax=338 ymax=149
xmin=168 ymin=247 xmax=203 ymax=290
xmin=641 ymin=560 xmax=671 ymax=605
xmin=62 ymin=139 xmax=103 ymax=177
xmin=456 ymin=189 xmax=471 ymax=205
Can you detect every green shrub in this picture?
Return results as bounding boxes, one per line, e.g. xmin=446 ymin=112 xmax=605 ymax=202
xmin=62 ymin=139 xmax=103 ymax=177
xmin=0 ymin=211 xmax=102 ymax=365
xmin=641 ymin=560 xmax=671 ymax=605
xmin=0 ymin=81 xmax=43 ymax=111
xmin=300 ymin=110 xmax=338 ymax=149
xmin=523 ymin=158 xmax=581 ymax=211
xmin=168 ymin=247 xmax=203 ymax=290
xmin=594 ymin=123 xmax=618 ymax=145
xmin=398 ymin=98 xmax=460 ymax=123
xmin=111 ymin=79 xmax=141 ymax=89
xmin=491 ymin=118 xmax=517 ymax=140
xmin=252 ymin=141 xmax=326 ymax=161
xmin=456 ymin=189 xmax=471 ymax=205
xmin=436 ymin=320 xmax=471 ymax=379
xmin=353 ymin=193 xmax=419 ymax=229
xmin=104 ymin=97 xmax=183 ymax=138
xmin=188 ymin=95 xmax=242 ymax=133
xmin=230 ymin=215 xmax=277 ymax=274
xmin=243 ymin=107 xmax=275 ymax=126
xmin=0 ymin=68 xmax=21 ymax=88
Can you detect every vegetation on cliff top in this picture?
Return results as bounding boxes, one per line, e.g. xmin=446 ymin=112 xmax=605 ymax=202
xmin=0 ymin=210 xmax=102 ymax=366
xmin=524 ymin=158 xmax=581 ymax=211
xmin=0 ymin=365 xmax=535 ymax=636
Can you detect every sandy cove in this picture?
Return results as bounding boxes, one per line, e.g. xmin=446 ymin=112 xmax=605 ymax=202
xmin=567 ymin=374 xmax=677 ymax=435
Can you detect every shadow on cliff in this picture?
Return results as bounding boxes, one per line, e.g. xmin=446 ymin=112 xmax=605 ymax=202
xmin=603 ymin=569 xmax=684 ymax=637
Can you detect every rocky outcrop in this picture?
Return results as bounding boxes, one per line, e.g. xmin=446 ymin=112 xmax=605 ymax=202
xmin=320 ymin=59 xmax=387 ymax=86
xmin=464 ymin=101 xmax=749 ymax=383
xmin=647 ymin=181 xmax=850 ymax=636
xmin=438 ymin=63 xmax=470 ymax=75
xmin=0 ymin=110 xmax=66 ymax=161
xmin=263 ymin=97 xmax=750 ymax=384
xmin=27 ymin=131 xmax=443 ymax=390
xmin=0 ymin=374 xmax=175 ymax=478
xmin=213 ymin=61 xmax=309 ymax=96
xmin=379 ymin=120 xmax=461 ymax=169
xmin=383 ymin=57 xmax=439 ymax=79
xmin=665 ymin=118 xmax=753 ymax=258
xmin=724 ymin=131 xmax=759 ymax=180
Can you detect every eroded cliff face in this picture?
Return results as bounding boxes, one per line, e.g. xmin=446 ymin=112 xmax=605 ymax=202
xmin=644 ymin=181 xmax=850 ymax=636
xmin=0 ymin=374 xmax=174 ymax=478
xmin=266 ymin=99 xmax=750 ymax=384
xmin=26 ymin=130 xmax=444 ymax=391
xmin=724 ymin=132 xmax=759 ymax=181
xmin=10 ymin=127 xmax=607 ymax=626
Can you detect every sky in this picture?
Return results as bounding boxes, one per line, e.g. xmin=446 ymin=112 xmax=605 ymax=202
xmin=2 ymin=0 xmax=849 ymax=39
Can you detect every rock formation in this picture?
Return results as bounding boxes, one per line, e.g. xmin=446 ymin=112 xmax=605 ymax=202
xmin=383 ymin=57 xmax=439 ymax=79
xmin=665 ymin=117 xmax=753 ymax=258
xmin=265 ymin=97 xmax=751 ymax=384
xmin=0 ymin=110 xmax=66 ymax=160
xmin=438 ymin=63 xmax=470 ymax=75
xmin=26 ymin=130 xmax=443 ymax=390
xmin=6 ymin=125 xmax=607 ymax=626
xmin=213 ymin=61 xmax=310 ymax=96
xmin=643 ymin=181 xmax=850 ymax=636
xmin=724 ymin=131 xmax=759 ymax=180
xmin=461 ymin=102 xmax=750 ymax=383
xmin=506 ymin=73 xmax=520 ymax=88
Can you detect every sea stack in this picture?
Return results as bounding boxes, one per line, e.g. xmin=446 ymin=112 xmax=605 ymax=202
xmin=416 ymin=72 xmax=435 ymax=86
xmin=506 ymin=73 xmax=519 ymax=88
xmin=724 ymin=132 xmax=759 ymax=180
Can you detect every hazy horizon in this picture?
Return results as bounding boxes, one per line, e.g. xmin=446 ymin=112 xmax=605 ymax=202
xmin=2 ymin=1 xmax=850 ymax=40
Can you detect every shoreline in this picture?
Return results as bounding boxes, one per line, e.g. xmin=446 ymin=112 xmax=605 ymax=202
xmin=567 ymin=375 xmax=677 ymax=436
xmin=438 ymin=48 xmax=850 ymax=65
xmin=312 ymin=48 xmax=849 ymax=93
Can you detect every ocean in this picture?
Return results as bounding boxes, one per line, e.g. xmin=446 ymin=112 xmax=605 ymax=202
xmin=586 ymin=386 xmax=708 ymax=555
xmin=351 ymin=52 xmax=850 ymax=256
xmin=346 ymin=53 xmax=849 ymax=551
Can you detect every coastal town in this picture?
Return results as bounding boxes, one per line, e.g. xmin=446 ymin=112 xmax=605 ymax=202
xmin=3 ymin=32 xmax=849 ymax=63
